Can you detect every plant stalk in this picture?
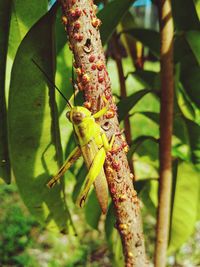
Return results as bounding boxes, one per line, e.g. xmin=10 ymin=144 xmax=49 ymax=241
xmin=154 ymin=0 xmax=174 ymax=266
xmin=111 ymin=32 xmax=135 ymax=177
xmin=59 ymin=0 xmax=148 ymax=266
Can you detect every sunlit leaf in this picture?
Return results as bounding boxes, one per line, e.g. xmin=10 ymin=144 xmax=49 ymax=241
xmin=185 ymin=31 xmax=200 ymax=65
xmin=8 ymin=0 xmax=48 ymax=59
xmin=118 ymin=89 xmax=152 ymax=121
xmin=176 ymin=83 xmax=196 ymax=121
xmin=139 ymin=111 xmax=189 ymax=145
xmin=128 ymin=135 xmax=158 ymax=160
xmin=168 ymin=162 xmax=200 ymax=253
xmin=8 ymin=5 xmax=71 ymax=232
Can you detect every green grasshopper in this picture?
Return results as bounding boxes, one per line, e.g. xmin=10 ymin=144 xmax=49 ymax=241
xmin=47 ymin=102 xmax=115 ymax=213
xmin=32 ymin=59 xmax=114 ymax=213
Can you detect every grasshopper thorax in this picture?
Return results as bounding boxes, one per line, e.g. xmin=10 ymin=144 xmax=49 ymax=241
xmin=66 ymin=106 xmax=92 ymax=125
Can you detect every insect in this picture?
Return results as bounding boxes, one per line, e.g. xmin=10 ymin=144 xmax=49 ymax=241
xmin=32 ymin=59 xmax=114 ymax=214
xmin=47 ymin=102 xmax=115 ymax=214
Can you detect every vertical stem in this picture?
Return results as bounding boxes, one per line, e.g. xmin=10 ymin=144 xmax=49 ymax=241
xmin=0 ymin=1 xmax=12 ymax=183
xmin=111 ymin=32 xmax=135 ymax=176
xmin=154 ymin=1 xmax=174 ymax=267
xmin=59 ymin=0 xmax=148 ymax=266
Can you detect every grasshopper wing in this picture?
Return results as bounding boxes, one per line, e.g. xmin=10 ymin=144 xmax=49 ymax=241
xmin=78 ymin=141 xmax=108 ymax=213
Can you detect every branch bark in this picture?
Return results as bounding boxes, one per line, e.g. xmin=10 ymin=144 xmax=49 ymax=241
xmin=154 ymin=0 xmax=174 ymax=266
xmin=59 ymin=0 xmax=148 ymax=266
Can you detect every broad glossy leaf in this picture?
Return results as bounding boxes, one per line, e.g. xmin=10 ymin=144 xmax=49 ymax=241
xmin=0 ymin=1 xmax=12 ymax=183
xmin=185 ymin=119 xmax=200 ymax=170
xmin=8 ymin=5 xmax=70 ymax=232
xmin=185 ymin=31 xmax=200 ymax=65
xmin=8 ymin=0 xmax=48 ymax=59
xmin=123 ymin=28 xmax=160 ymax=58
xmin=98 ymin=0 xmax=135 ymax=45
xmin=84 ymin=190 xmax=101 ymax=230
xmin=172 ymin=0 xmax=200 ymax=31
xmin=118 ymin=89 xmax=152 ymax=121
xmin=168 ymin=162 xmax=200 ymax=253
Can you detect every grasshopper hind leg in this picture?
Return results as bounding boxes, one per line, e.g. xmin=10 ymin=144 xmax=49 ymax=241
xmin=47 ymin=146 xmax=81 ymax=188
xmin=76 ymin=147 xmax=106 ymax=208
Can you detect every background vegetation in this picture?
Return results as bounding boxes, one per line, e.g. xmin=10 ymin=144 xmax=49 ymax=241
xmin=0 ymin=0 xmax=200 ymax=266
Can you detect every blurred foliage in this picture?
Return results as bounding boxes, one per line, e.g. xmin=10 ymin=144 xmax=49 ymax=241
xmin=1 ymin=0 xmax=200 ymax=266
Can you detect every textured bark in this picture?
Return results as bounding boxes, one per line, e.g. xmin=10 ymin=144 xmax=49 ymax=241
xmin=154 ymin=0 xmax=174 ymax=266
xmin=59 ymin=0 xmax=148 ymax=266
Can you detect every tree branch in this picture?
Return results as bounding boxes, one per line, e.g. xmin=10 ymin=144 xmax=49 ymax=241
xmin=59 ymin=0 xmax=148 ymax=266
xmin=154 ymin=0 xmax=174 ymax=266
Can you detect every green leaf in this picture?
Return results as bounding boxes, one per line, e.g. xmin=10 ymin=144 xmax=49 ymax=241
xmin=172 ymin=0 xmax=200 ymax=31
xmin=169 ymin=159 xmax=179 ymax=244
xmin=84 ymin=190 xmax=101 ymax=230
xmin=176 ymin=83 xmax=196 ymax=121
xmin=98 ymin=0 xmax=135 ymax=45
xmin=55 ymin=8 xmax=74 ymax=115
xmin=118 ymin=89 xmax=152 ymax=121
xmin=123 ymin=28 xmax=160 ymax=58
xmin=185 ymin=31 xmax=200 ymax=65
xmin=181 ymin=65 xmax=200 ymax=107
xmin=72 ymin=163 xmax=87 ymax=203
xmin=139 ymin=111 xmax=189 ymax=145
xmin=8 ymin=5 xmax=71 ymax=232
xmin=185 ymin=119 xmax=200 ymax=170
xmin=128 ymin=135 xmax=158 ymax=159
xmin=0 ymin=1 xmax=12 ymax=183
xmin=168 ymin=162 xmax=200 ymax=253
xmin=105 ymin=204 xmax=123 ymax=267
xmin=174 ymin=34 xmax=192 ymax=63
xmin=139 ymin=180 xmax=157 ymax=217
xmin=139 ymin=111 xmax=159 ymax=124
xmin=8 ymin=0 xmax=48 ymax=59
xmin=130 ymin=70 xmax=160 ymax=90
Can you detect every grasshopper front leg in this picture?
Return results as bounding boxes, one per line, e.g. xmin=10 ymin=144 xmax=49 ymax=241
xmin=47 ymin=146 xmax=81 ymax=188
xmin=76 ymin=147 xmax=106 ymax=208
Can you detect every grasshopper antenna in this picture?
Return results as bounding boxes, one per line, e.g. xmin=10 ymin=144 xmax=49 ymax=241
xmin=32 ymin=58 xmax=72 ymax=108
xmin=71 ymin=61 xmax=76 ymax=106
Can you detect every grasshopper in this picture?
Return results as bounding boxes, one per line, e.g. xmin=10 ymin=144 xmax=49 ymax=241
xmin=32 ymin=59 xmax=114 ymax=213
xmin=47 ymin=102 xmax=115 ymax=213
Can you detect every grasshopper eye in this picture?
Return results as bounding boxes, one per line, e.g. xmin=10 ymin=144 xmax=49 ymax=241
xmin=66 ymin=111 xmax=71 ymax=121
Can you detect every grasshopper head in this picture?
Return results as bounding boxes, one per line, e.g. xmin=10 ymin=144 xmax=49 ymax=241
xmin=66 ymin=106 xmax=91 ymax=124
